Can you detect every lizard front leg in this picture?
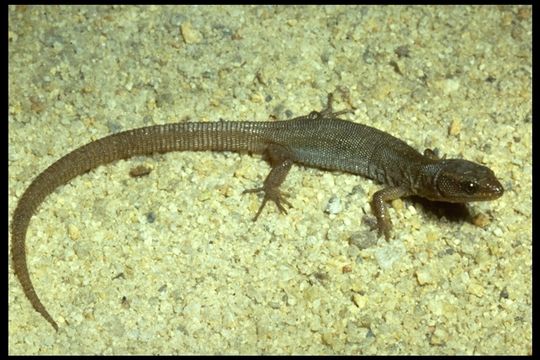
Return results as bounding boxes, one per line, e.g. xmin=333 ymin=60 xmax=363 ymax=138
xmin=371 ymin=186 xmax=410 ymax=240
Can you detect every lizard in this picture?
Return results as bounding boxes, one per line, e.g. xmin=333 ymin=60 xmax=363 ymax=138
xmin=10 ymin=93 xmax=504 ymax=331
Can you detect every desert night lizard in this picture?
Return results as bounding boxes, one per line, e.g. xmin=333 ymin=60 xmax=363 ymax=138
xmin=11 ymin=93 xmax=504 ymax=330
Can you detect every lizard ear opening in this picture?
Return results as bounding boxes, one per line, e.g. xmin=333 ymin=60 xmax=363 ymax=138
xmin=435 ymin=171 xmax=464 ymax=202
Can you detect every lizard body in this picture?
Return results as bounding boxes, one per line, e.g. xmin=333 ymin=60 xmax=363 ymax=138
xmin=11 ymin=94 xmax=504 ymax=330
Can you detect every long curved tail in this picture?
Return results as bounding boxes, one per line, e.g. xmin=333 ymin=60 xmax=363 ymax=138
xmin=11 ymin=121 xmax=270 ymax=330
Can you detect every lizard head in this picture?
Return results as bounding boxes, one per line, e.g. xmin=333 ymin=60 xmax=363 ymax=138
xmin=432 ymin=159 xmax=504 ymax=203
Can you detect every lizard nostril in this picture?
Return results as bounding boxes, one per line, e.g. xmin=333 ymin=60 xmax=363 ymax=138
xmin=489 ymin=181 xmax=504 ymax=198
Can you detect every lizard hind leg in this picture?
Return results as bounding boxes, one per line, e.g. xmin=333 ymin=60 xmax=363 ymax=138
xmin=318 ymin=93 xmax=353 ymax=119
xmin=243 ymin=185 xmax=293 ymax=221
xmin=242 ymin=144 xmax=294 ymax=221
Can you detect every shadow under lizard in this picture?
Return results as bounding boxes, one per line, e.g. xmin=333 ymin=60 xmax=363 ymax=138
xmin=10 ymin=94 xmax=504 ymax=331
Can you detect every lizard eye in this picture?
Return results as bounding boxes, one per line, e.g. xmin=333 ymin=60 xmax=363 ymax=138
xmin=461 ymin=180 xmax=479 ymax=195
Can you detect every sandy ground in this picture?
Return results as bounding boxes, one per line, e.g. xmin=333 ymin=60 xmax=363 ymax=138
xmin=9 ymin=5 xmax=531 ymax=355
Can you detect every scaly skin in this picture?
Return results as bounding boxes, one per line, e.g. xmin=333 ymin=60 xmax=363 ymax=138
xmin=11 ymin=94 xmax=503 ymax=330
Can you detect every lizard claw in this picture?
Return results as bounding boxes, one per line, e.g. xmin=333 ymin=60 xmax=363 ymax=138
xmin=243 ymin=186 xmax=293 ymax=221
xmin=307 ymin=93 xmax=354 ymax=120
xmin=377 ymin=218 xmax=392 ymax=241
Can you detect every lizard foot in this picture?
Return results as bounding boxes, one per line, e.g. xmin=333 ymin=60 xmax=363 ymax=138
xmin=320 ymin=93 xmax=354 ymax=118
xmin=243 ymin=186 xmax=293 ymax=221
